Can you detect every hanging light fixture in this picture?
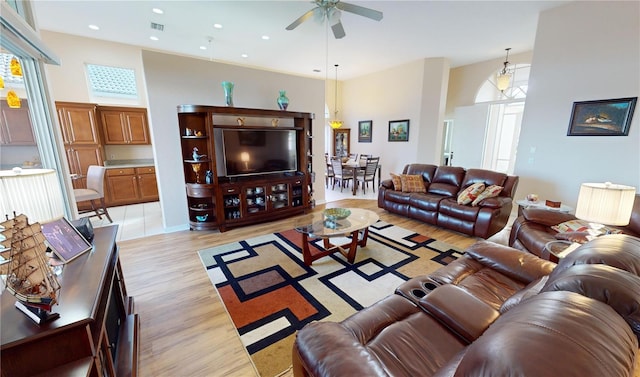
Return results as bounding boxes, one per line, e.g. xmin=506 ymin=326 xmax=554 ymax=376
xmin=496 ymin=48 xmax=512 ymax=92
xmin=329 ymin=64 xmax=343 ymax=129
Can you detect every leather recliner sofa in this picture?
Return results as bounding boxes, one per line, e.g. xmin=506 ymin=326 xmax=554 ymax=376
xmin=377 ymin=164 xmax=519 ymax=239
xmin=509 ymin=194 xmax=640 ymax=259
xmin=292 ymin=235 xmax=640 ymax=377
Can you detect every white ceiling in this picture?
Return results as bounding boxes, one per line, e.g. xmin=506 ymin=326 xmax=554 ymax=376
xmin=31 ymin=0 xmax=569 ymax=80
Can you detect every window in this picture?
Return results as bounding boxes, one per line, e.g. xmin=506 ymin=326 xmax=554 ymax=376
xmin=86 ymin=64 xmax=138 ymax=99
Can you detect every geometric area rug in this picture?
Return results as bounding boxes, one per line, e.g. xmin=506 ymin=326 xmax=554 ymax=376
xmin=198 ymin=221 xmax=465 ymax=377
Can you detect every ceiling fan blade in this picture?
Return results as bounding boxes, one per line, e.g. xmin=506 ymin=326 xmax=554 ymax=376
xmin=331 ymin=20 xmax=346 ymax=39
xmin=286 ymin=8 xmax=318 ymax=30
xmin=335 ymin=1 xmax=383 ymax=21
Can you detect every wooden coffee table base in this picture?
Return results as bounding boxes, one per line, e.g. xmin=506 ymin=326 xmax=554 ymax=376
xmin=301 ymin=228 xmax=370 ymax=266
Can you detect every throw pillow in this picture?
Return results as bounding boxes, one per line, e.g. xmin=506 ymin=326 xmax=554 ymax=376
xmin=457 ymin=182 xmax=485 ymax=205
xmin=471 ymin=185 xmax=503 ymax=206
xmin=400 ymin=174 xmax=426 ymax=193
xmin=390 ymin=173 xmax=402 ymax=191
xmin=551 ymin=220 xmax=590 ymax=233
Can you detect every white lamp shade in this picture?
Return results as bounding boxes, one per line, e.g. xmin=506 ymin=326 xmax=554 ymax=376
xmin=575 ymin=182 xmax=636 ymax=226
xmin=0 ymin=169 xmax=65 ymax=223
xmin=496 ymin=73 xmax=511 ymax=91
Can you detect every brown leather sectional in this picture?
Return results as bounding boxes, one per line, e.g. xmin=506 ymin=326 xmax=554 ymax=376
xmin=510 ymin=194 xmax=640 ymax=259
xmin=292 ymin=235 xmax=640 ymax=377
xmin=377 ymin=164 xmax=519 ymax=239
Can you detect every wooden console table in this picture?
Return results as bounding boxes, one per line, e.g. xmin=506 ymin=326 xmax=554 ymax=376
xmin=0 ymin=225 xmax=139 ymax=377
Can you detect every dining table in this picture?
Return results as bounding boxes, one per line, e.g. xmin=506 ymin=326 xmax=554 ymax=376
xmin=342 ymin=161 xmax=382 ymax=195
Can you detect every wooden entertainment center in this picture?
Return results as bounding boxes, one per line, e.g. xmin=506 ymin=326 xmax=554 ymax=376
xmin=177 ymin=105 xmax=314 ymax=232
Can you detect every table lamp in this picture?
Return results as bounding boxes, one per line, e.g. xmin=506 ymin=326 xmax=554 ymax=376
xmin=0 ymin=168 xmax=65 ymax=223
xmin=575 ymin=182 xmax=636 ymax=237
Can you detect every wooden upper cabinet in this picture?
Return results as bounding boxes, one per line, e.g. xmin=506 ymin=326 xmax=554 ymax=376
xmin=99 ymin=107 xmax=150 ymax=145
xmin=0 ymin=100 xmax=36 ymax=145
xmin=56 ymin=102 xmax=101 ymax=145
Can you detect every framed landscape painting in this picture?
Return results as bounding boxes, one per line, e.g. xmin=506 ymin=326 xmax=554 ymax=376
xmin=567 ymin=97 xmax=637 ymax=136
xmin=358 ymin=120 xmax=372 ymax=142
xmin=388 ymin=119 xmax=410 ymax=141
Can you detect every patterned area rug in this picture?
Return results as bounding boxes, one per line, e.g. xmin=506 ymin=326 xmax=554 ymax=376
xmin=198 ymin=221 xmax=465 ymax=377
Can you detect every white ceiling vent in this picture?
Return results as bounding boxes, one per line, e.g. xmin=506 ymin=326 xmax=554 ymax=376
xmin=150 ymin=22 xmax=164 ymax=31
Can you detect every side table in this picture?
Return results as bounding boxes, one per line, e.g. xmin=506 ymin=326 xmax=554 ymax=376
xmin=516 ymin=199 xmax=573 ymax=216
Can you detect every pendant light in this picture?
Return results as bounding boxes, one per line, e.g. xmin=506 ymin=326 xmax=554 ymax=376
xmin=329 ymin=64 xmax=343 ymax=129
xmin=496 ymin=48 xmax=512 ymax=92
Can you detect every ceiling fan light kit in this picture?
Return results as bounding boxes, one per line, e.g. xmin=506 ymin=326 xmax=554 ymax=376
xmin=286 ymin=0 xmax=383 ymax=39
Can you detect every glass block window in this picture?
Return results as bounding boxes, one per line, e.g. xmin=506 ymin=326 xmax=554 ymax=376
xmin=0 ymin=53 xmax=25 ymax=87
xmin=86 ymin=64 xmax=138 ymax=99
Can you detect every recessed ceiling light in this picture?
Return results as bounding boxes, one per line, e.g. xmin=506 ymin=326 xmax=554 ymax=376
xmin=88 ymin=24 xmax=100 ymax=30
xmin=241 ymin=54 xmax=248 ymax=58
xmin=200 ymin=46 xmax=207 ymax=50
xmin=213 ymin=24 xmax=223 ymax=29
xmin=150 ymin=36 xmax=159 ymax=41
xmin=261 ymin=35 xmax=270 ymax=40
xmin=152 ymin=8 xmax=164 ymax=14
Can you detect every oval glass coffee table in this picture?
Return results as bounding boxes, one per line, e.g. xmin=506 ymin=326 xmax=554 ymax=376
xmin=294 ymin=208 xmax=379 ymax=266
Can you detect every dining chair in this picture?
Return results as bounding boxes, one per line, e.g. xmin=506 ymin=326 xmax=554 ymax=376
xmin=358 ymin=154 xmax=372 ymax=167
xmin=348 ymin=153 xmax=358 ymax=162
xmin=330 ymin=156 xmax=354 ymax=192
xmin=74 ymin=165 xmax=113 ymax=223
xmin=325 ymin=153 xmax=335 ymax=188
xmin=356 ymin=157 xmax=380 ymax=194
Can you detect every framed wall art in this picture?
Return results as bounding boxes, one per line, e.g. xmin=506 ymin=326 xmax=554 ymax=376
xmin=358 ymin=120 xmax=372 ymax=142
xmin=567 ymin=97 xmax=636 ymax=136
xmin=388 ymin=119 xmax=410 ymax=142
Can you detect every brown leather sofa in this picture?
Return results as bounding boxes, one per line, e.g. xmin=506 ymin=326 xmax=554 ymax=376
xmin=509 ymin=194 xmax=640 ymax=259
xmin=377 ymin=164 xmax=519 ymax=239
xmin=292 ymin=235 xmax=640 ymax=377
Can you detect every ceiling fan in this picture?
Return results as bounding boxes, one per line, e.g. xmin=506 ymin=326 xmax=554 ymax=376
xmin=286 ymin=0 xmax=383 ymax=39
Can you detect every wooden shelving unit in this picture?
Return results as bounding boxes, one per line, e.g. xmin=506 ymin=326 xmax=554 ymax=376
xmin=177 ymin=105 xmax=314 ymax=231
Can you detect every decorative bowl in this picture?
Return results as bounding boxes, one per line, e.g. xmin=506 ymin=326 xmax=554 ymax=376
xmin=324 ymin=208 xmax=351 ymax=221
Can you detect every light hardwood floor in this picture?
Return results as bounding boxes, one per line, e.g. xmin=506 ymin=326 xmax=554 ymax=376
xmin=116 ymin=199 xmax=489 ymax=377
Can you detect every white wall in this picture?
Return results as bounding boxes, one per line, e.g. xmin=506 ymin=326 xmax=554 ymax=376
xmin=39 ymin=31 xmax=326 ymax=231
xmin=342 ymin=58 xmax=449 ymax=176
xmin=515 ymin=1 xmax=640 ymax=207
xmin=141 ymin=50 xmax=325 ymax=231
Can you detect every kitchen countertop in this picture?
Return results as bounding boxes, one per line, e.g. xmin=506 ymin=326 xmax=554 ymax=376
xmin=104 ymin=159 xmax=155 ymax=169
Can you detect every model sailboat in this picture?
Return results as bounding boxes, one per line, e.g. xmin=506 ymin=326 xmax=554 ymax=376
xmin=0 ymin=214 xmax=61 ymax=323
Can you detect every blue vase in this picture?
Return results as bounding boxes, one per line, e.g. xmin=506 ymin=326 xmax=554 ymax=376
xmin=277 ymin=90 xmax=289 ymax=110
xmin=221 ymin=81 xmax=234 ymax=107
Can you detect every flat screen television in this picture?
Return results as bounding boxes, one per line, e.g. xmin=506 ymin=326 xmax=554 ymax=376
xmin=216 ymin=129 xmax=298 ymax=177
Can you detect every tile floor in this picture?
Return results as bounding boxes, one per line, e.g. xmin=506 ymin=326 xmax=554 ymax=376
xmin=88 ymin=201 xmax=164 ymax=242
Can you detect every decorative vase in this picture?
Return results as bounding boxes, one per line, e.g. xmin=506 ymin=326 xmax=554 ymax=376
xmin=221 ymin=81 xmax=234 ymax=107
xmin=277 ymin=90 xmax=289 ymax=110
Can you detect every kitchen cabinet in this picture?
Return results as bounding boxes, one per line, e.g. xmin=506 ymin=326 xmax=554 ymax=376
xmin=99 ymin=107 xmax=150 ymax=145
xmin=56 ymin=102 xmax=101 ymax=145
xmin=0 ymin=100 xmax=35 ymax=145
xmin=105 ymin=166 xmax=158 ymax=206
xmin=66 ymin=144 xmax=105 ymax=189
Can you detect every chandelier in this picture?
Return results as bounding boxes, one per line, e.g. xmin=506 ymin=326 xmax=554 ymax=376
xmin=329 ymin=64 xmax=343 ymax=129
xmin=496 ymin=48 xmax=512 ymax=92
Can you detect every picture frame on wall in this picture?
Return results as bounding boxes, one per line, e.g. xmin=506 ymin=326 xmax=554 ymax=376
xmin=358 ymin=120 xmax=372 ymax=142
xmin=567 ymin=97 xmax=636 ymax=136
xmin=388 ymin=119 xmax=410 ymax=142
